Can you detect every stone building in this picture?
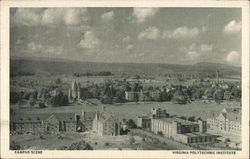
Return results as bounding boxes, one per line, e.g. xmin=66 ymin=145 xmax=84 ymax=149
xmin=76 ymin=111 xmax=96 ymax=132
xmin=12 ymin=114 xmax=49 ymax=134
xmin=139 ymin=90 xmax=151 ymax=101
xmin=11 ymin=111 xmax=98 ymax=134
xmin=207 ymin=108 xmax=241 ymax=134
xmin=93 ymin=111 xmax=120 ymax=136
xmin=12 ymin=113 xmax=77 ymax=134
xmin=44 ymin=113 xmax=77 ymax=133
xmin=125 ymin=91 xmax=138 ymax=102
xmin=137 ymin=116 xmax=151 ymax=131
xmin=68 ymin=81 xmax=88 ymax=102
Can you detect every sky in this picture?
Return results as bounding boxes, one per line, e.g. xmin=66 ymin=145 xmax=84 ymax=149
xmin=10 ymin=8 xmax=242 ymax=66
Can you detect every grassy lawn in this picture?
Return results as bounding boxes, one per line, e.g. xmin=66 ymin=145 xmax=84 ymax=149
xmin=13 ymin=100 xmax=240 ymax=121
xmin=10 ymin=132 xmax=194 ymax=150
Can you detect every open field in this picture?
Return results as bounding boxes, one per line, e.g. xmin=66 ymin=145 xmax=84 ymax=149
xmin=10 ymin=132 xmax=193 ymax=150
xmin=13 ymin=100 xmax=240 ymax=121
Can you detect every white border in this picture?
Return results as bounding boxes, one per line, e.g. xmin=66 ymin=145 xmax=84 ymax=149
xmin=0 ymin=1 xmax=249 ymax=158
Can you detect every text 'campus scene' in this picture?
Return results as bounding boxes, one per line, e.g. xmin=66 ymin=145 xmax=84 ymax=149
xmin=10 ymin=8 xmax=242 ymax=150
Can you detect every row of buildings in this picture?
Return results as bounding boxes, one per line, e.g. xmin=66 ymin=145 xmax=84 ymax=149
xmin=137 ymin=108 xmax=217 ymax=144
xmin=125 ymin=89 xmax=171 ymax=102
xmin=10 ymin=108 xmax=120 ymax=136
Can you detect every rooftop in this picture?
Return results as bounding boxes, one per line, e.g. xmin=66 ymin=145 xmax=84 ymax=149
xmin=12 ymin=112 xmax=76 ymax=123
xmin=154 ymin=117 xmax=198 ymax=125
xmin=179 ymin=132 xmax=217 ymax=137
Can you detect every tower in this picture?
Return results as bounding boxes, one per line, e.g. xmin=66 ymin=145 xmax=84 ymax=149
xmin=68 ymin=89 xmax=72 ymax=102
xmin=198 ymin=119 xmax=207 ymax=133
xmin=216 ymin=70 xmax=220 ymax=84
xmin=71 ymin=81 xmax=78 ymax=99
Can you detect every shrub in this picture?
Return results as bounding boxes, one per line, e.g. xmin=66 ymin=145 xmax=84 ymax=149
xmin=10 ymin=141 xmax=22 ymax=150
xmin=157 ymin=131 xmax=164 ymax=136
xmin=39 ymin=135 xmax=45 ymax=139
xmin=129 ymin=136 xmax=135 ymax=144
xmin=152 ymin=138 xmax=160 ymax=144
xmin=141 ymin=137 xmax=145 ymax=142
xmin=58 ymin=145 xmax=68 ymax=150
xmin=68 ymin=140 xmax=93 ymax=150
xmin=104 ymin=142 xmax=110 ymax=146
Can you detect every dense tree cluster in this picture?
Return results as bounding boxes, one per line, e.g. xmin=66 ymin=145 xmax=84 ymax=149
xmin=10 ymin=80 xmax=69 ymax=107
xmin=10 ymin=71 xmax=35 ymax=77
xmin=73 ymin=71 xmax=113 ymax=77
xmin=59 ymin=140 xmax=93 ymax=150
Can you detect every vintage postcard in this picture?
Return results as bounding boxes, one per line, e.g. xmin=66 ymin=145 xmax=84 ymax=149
xmin=0 ymin=0 xmax=249 ymax=158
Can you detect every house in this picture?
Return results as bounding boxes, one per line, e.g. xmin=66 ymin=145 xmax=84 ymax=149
xmin=93 ymin=111 xmax=120 ymax=136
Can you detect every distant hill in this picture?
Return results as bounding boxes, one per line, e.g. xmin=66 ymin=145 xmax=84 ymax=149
xmin=10 ymin=56 xmax=241 ymax=77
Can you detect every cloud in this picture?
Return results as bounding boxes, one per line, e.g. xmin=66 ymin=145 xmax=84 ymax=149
xmin=200 ymin=44 xmax=213 ymax=52
xmin=201 ymin=26 xmax=207 ymax=33
xmin=45 ymin=45 xmax=64 ymax=55
xmin=180 ymin=43 xmax=213 ymax=53
xmin=42 ymin=8 xmax=88 ymax=25
xmin=138 ymin=27 xmax=160 ymax=40
xmin=164 ymin=26 xmax=200 ymax=40
xmin=12 ymin=8 xmax=43 ymax=26
xmin=27 ymin=42 xmax=43 ymax=52
xmin=126 ymin=44 xmax=134 ymax=51
xmin=27 ymin=42 xmax=63 ymax=55
xmin=122 ymin=36 xmax=131 ymax=43
xmin=79 ymin=31 xmax=100 ymax=49
xmin=101 ymin=11 xmax=114 ymax=22
xmin=186 ymin=51 xmax=200 ymax=60
xmin=133 ymin=8 xmax=159 ymax=23
xmin=180 ymin=43 xmax=213 ymax=60
xmin=223 ymin=20 xmax=241 ymax=34
xmin=12 ymin=8 xmax=88 ymax=26
xmin=226 ymin=51 xmax=240 ymax=64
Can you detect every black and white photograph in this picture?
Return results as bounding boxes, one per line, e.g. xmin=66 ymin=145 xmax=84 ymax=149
xmin=0 ymin=0 xmax=249 ymax=159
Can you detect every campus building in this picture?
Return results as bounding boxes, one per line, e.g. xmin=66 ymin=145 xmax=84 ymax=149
xmin=137 ymin=116 xmax=151 ymax=131
xmin=207 ymin=107 xmax=241 ymax=134
xmin=93 ymin=111 xmax=120 ymax=136
xmin=77 ymin=111 xmax=96 ymax=132
xmin=12 ymin=113 xmax=77 ymax=134
xmin=151 ymin=117 xmax=217 ymax=144
xmin=125 ymin=91 xmax=138 ymax=101
xmin=137 ymin=107 xmax=217 ymax=144
xmin=11 ymin=111 xmax=96 ymax=134
xmin=68 ymin=81 xmax=89 ymax=102
xmin=137 ymin=108 xmax=169 ymax=130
